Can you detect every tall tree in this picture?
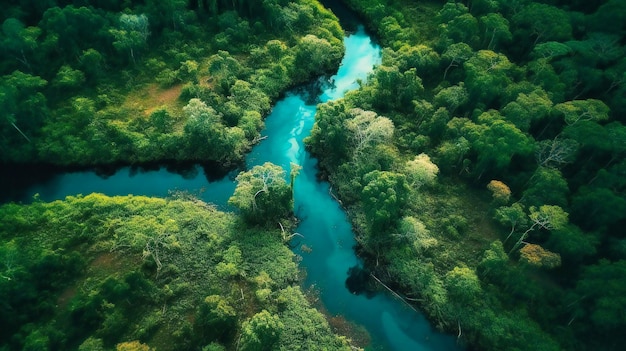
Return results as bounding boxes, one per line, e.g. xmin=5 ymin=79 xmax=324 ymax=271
xmin=433 ymin=83 xmax=469 ymax=115
xmin=239 ymin=310 xmax=283 ymax=351
xmin=441 ymin=42 xmax=473 ymax=81
xmin=472 ymin=111 xmax=534 ymax=178
xmin=522 ymin=167 xmax=569 ymax=207
xmin=110 ymin=13 xmax=150 ymax=64
xmin=555 ymin=99 xmax=610 ymax=126
xmin=0 ymin=70 xmax=47 ymax=147
xmin=572 ymin=260 xmax=626 ymax=349
xmin=305 ymin=100 xmax=352 ymax=171
xmin=501 ymin=89 xmax=553 ymax=133
xmin=509 ymin=205 xmax=569 ymax=254
xmin=345 ymin=108 xmax=394 ymax=158
xmin=228 ymin=162 xmax=293 ymax=226
xmin=479 ymin=13 xmax=512 ymax=50
xmin=464 ymin=50 xmax=516 ymax=106
xmin=403 ymin=153 xmax=439 ymax=189
xmin=361 ymin=170 xmax=410 ymax=239
xmin=512 ymin=3 xmax=572 ymax=48
xmin=395 ymin=216 xmax=437 ymax=254
xmin=1 ymin=18 xmax=40 ymax=71
xmin=183 ymin=98 xmax=226 ymax=160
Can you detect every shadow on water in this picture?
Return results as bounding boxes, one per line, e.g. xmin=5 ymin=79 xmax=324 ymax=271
xmin=318 ymin=0 xmax=364 ymax=33
xmin=0 ymin=160 xmax=239 ymax=204
xmin=292 ymin=76 xmax=334 ymax=105
xmin=345 ymin=265 xmax=377 ymax=298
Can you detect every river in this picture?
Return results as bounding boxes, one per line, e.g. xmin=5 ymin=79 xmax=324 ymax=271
xmin=3 ymin=9 xmax=463 ymax=351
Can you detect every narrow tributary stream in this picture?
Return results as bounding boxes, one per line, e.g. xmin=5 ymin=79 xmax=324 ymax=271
xmin=5 ymin=17 xmax=462 ymax=351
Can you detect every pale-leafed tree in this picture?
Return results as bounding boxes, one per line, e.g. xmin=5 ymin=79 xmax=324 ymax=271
xmin=229 ymin=162 xmax=293 ymax=225
xmin=110 ymin=13 xmax=150 ymax=64
xmin=345 ymin=108 xmax=394 ymax=157
xmin=404 ymin=153 xmax=439 ymax=189
xmin=395 ymin=216 xmax=438 ymax=254
xmin=495 ymin=203 xmax=528 ymax=244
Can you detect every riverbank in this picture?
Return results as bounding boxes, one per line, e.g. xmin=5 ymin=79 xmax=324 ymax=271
xmin=307 ymin=1 xmax=626 ymax=350
xmin=1 ymin=0 xmax=344 ymax=170
xmin=0 ymin=193 xmax=353 ymax=350
xmin=1 ymin=21 xmax=465 ymax=351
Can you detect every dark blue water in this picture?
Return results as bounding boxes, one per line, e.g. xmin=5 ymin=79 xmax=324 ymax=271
xmin=6 ymin=27 xmax=462 ymax=351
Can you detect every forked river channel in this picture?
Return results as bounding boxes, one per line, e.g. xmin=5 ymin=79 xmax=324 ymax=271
xmin=4 ymin=4 xmax=463 ymax=350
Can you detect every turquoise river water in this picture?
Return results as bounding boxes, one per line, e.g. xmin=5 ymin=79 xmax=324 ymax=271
xmin=5 ymin=23 xmax=463 ymax=351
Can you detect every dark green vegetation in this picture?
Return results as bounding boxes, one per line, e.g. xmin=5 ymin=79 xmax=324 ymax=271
xmin=3 ymin=0 xmax=626 ymax=350
xmin=1 ymin=1 xmax=357 ymax=350
xmin=0 ymin=193 xmax=352 ymax=350
xmin=1 ymin=0 xmax=344 ymax=167
xmin=306 ymin=0 xmax=626 ymax=350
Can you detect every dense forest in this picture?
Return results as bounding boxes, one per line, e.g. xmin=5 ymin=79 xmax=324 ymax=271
xmin=306 ymin=0 xmax=626 ymax=350
xmin=0 ymin=191 xmax=351 ymax=350
xmin=0 ymin=0 xmax=344 ymax=168
xmin=1 ymin=0 xmax=625 ymax=350
xmin=1 ymin=0 xmax=353 ymax=350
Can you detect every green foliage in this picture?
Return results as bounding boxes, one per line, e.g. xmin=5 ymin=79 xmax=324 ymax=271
xmin=229 ymin=162 xmax=293 ymax=226
xmin=396 ymin=216 xmax=438 ymax=254
xmin=501 ymin=89 xmax=553 ymax=133
xmin=52 ymin=65 xmax=86 ymax=91
xmin=0 ymin=0 xmax=345 ymax=169
xmin=479 ymin=13 xmax=512 ymax=50
xmin=345 ymin=108 xmax=395 ymax=157
xmin=3 ymin=0 xmax=625 ymax=350
xmin=403 ymin=153 xmax=439 ymax=189
xmin=573 ymin=260 xmax=626 ymax=347
xmin=215 ymin=245 xmax=243 ymax=279
xmin=179 ymin=97 xmax=250 ymax=163
xmin=239 ymin=310 xmax=283 ymax=351
xmin=512 ymin=3 xmax=572 ymax=49
xmin=546 ymin=224 xmax=598 ymax=264
xmin=305 ymin=100 xmax=352 ymax=172
xmin=110 ymin=13 xmax=150 ymax=64
xmin=389 ymin=258 xmax=448 ymax=319
xmin=385 ymin=44 xmax=441 ymax=82
xmin=572 ymin=186 xmax=626 ymax=230
xmin=0 ymin=194 xmax=349 ymax=350
xmin=292 ymin=34 xmax=343 ymax=80
xmin=464 ymin=50 xmax=516 ymax=106
xmin=522 ymin=167 xmax=569 ymax=207
xmin=275 ymin=287 xmax=351 ymax=350
xmin=0 ymin=70 xmax=47 ymax=156
xmin=444 ymin=266 xmax=482 ymax=305
xmin=472 ymin=112 xmax=534 ymax=177
xmin=433 ymin=83 xmax=469 ymax=114
xmin=441 ymin=42 xmax=473 ymax=82
xmin=361 ymin=170 xmax=409 ymax=238
xmin=310 ymin=1 xmax=626 ymax=349
xmin=195 ymin=295 xmax=237 ymax=343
